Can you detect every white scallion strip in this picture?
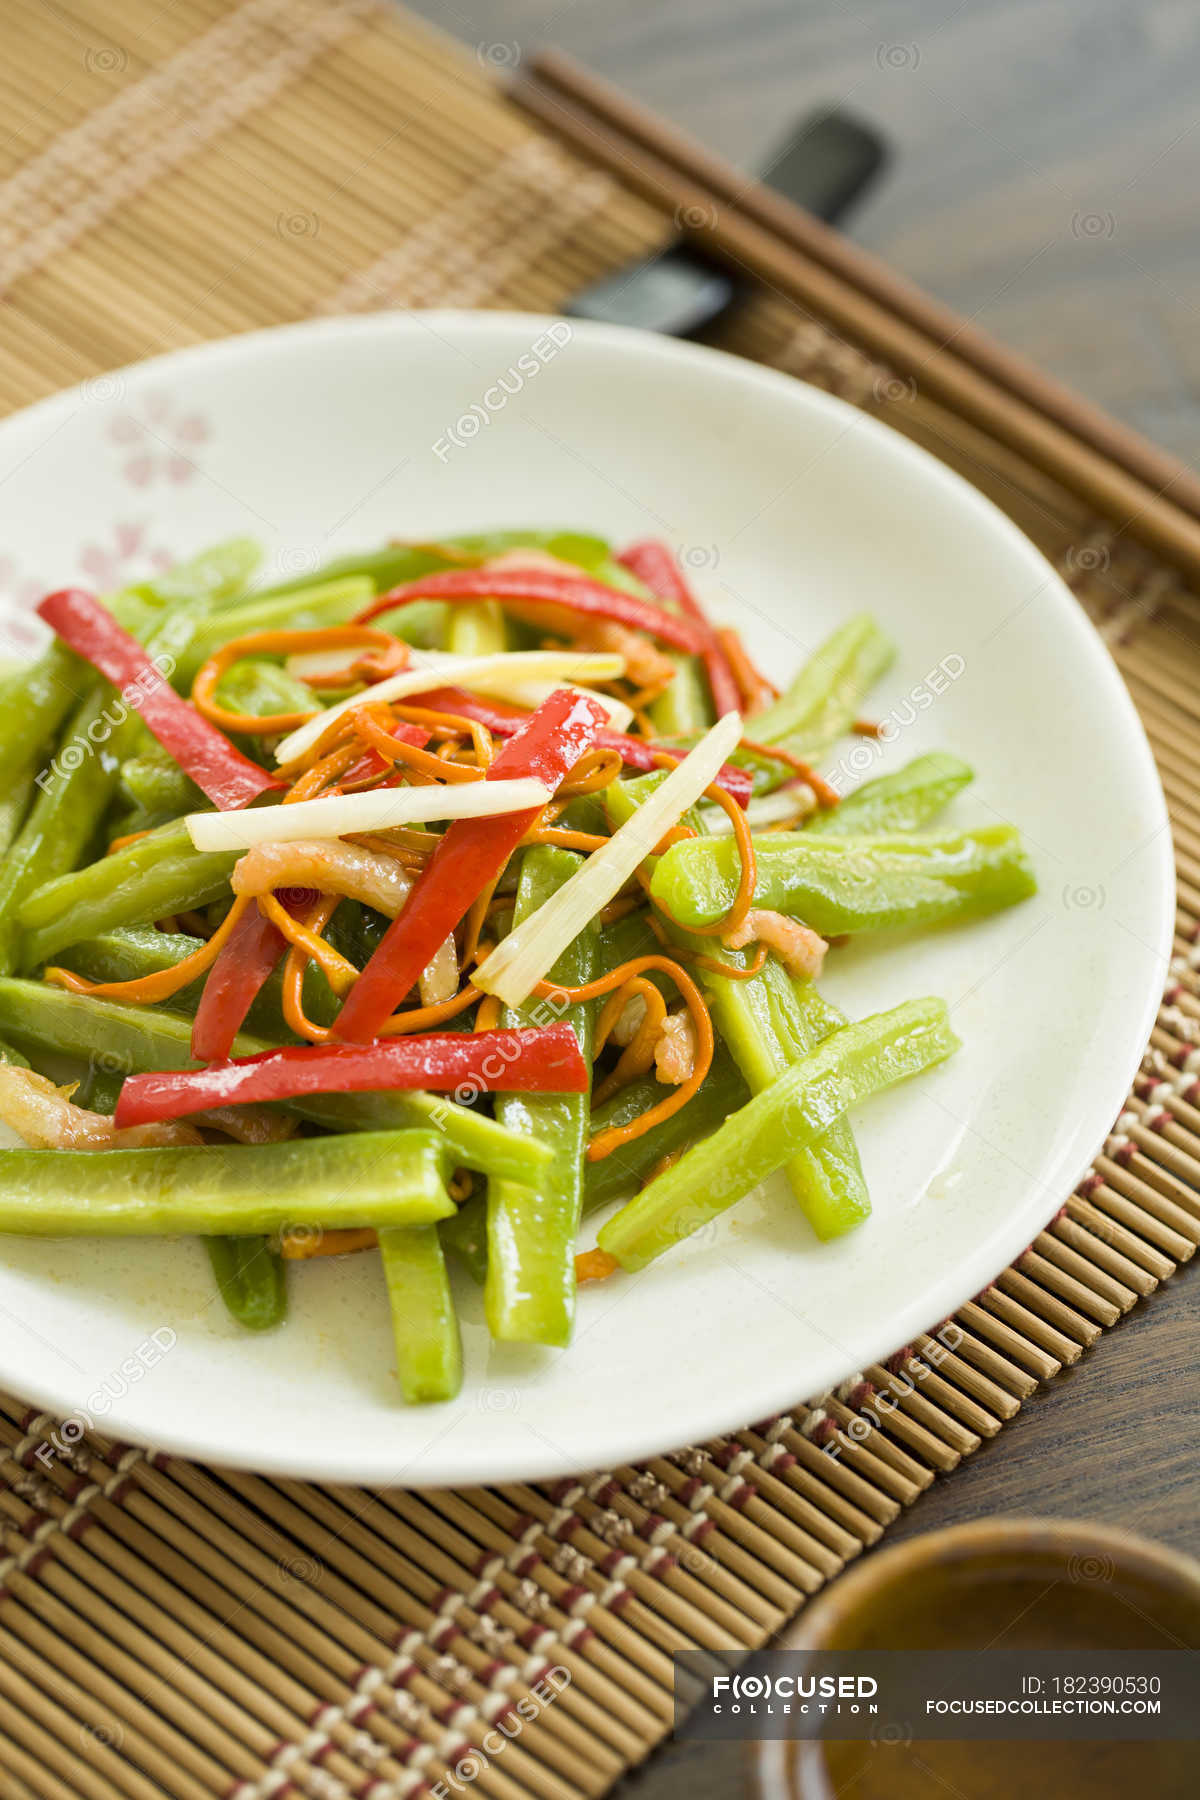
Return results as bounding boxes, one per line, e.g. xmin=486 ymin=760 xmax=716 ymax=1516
xmin=475 ymin=712 xmax=744 ymax=1007
xmin=186 ymin=778 xmax=553 ymax=853
xmin=274 ymin=649 xmax=625 ymax=765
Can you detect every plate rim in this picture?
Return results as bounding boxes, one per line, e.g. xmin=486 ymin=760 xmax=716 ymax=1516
xmin=0 ymin=309 xmax=1176 ymax=1484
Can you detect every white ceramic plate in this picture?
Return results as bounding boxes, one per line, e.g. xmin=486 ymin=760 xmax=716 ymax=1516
xmin=0 ymin=313 xmax=1173 ymax=1485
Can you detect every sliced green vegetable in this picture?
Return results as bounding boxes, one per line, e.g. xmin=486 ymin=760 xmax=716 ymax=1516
xmin=439 ymin=1191 xmax=488 ymax=1284
xmin=604 ymin=772 xmax=869 ymax=1234
xmin=0 ymin=1130 xmax=454 ymax=1236
xmin=206 ymin=1236 xmax=287 ymax=1332
xmin=706 ymin=954 xmax=870 ymax=1239
xmin=0 ymin=766 xmax=35 ymax=859
xmin=379 ymin=1223 xmax=463 ymax=1403
xmin=598 ymin=997 xmax=960 ymax=1269
xmin=19 ymin=820 xmax=239 ymax=968
xmin=148 ymin=537 xmax=263 ymax=609
xmin=750 ymin=615 xmax=894 ymax=758
xmin=487 ymin=846 xmax=597 ymax=1346
xmin=650 ymin=653 xmax=715 ymax=737
xmin=448 ymin=600 xmax=508 ymax=658
xmin=118 ymin=750 xmax=203 ymax=818
xmin=809 ymin=752 xmax=973 ymax=836
xmin=216 ymin=658 xmax=318 ymax=723
xmin=650 ymin=825 xmax=1037 ymax=933
xmin=72 ymin=1063 xmax=123 ymax=1114
xmin=583 ymin=1045 xmax=749 ymax=1215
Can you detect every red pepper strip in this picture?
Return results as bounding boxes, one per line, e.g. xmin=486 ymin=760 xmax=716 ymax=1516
xmin=411 ymin=686 xmax=753 ymax=807
xmin=617 ymin=540 xmax=742 ymax=718
xmin=114 ymin=1022 xmax=589 ymax=1127
xmin=37 ymin=588 xmax=281 ymax=810
xmin=189 ymin=887 xmax=318 ymax=1063
xmin=355 ymin=568 xmax=707 ymax=654
xmin=333 ymin=688 xmax=607 ymax=1043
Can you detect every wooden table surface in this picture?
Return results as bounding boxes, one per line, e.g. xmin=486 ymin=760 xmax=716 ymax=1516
xmin=404 ymin=3 xmax=1200 ymax=1791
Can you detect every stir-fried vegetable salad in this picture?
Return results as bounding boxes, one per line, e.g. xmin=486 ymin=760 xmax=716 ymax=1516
xmin=0 ymin=531 xmax=1036 ymax=1403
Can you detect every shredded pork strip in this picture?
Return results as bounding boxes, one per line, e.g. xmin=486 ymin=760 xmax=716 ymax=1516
xmin=654 ymin=1011 xmax=698 ymax=1086
xmin=231 ymin=840 xmax=416 ymax=916
xmin=0 ymin=1062 xmax=203 ymax=1150
xmin=232 ymin=839 xmax=459 ymax=1000
xmin=723 ymin=909 xmax=829 ymax=980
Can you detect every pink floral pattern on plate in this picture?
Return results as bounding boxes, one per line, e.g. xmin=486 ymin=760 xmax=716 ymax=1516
xmin=106 ymin=388 xmax=209 ymax=487
xmin=0 ymin=522 xmax=176 ymax=660
xmin=0 ymin=555 xmax=48 ymax=658
xmin=77 ymin=521 xmax=174 ymax=590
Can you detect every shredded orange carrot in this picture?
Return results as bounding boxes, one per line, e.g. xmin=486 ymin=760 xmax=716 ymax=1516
xmin=644 ymin=912 xmax=770 ymax=980
xmin=107 ymin=828 xmax=153 ymax=856
xmin=391 ymin=701 xmax=493 ymax=767
xmin=44 ymin=896 xmax=252 ymax=1005
xmin=533 ymin=955 xmax=714 ymax=1161
xmin=592 ymin=976 xmax=668 ymax=1105
xmin=281 ymin=946 xmax=331 ymax=1043
xmin=277 ymin=894 xmax=343 ymax=1043
xmin=284 ymin=740 xmax=362 ymax=803
xmin=280 ymin=1227 xmax=378 ymax=1260
xmin=557 ymin=746 xmax=624 ymax=796
xmin=520 ymin=827 xmax=608 ymax=853
xmin=377 ymin=984 xmax=481 ymax=1035
xmin=717 ymin=626 xmax=778 ymax=712
xmin=575 ymin=1248 xmax=619 ymax=1284
xmin=651 ymin=822 xmax=696 ymax=854
xmin=738 ymin=738 xmax=840 ymax=810
xmin=852 ymin=719 xmax=882 ymax=738
xmin=257 ymin=893 xmax=356 ymax=995
xmin=689 ymin=942 xmax=770 ymax=980
xmin=473 ymin=993 xmax=502 ymax=1033
xmin=192 ymin=627 xmax=405 ymax=736
xmin=352 ymin=710 xmax=483 ymax=784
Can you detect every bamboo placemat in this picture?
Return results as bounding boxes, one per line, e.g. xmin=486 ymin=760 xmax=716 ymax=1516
xmin=2 ymin=3 xmax=1200 ymax=1796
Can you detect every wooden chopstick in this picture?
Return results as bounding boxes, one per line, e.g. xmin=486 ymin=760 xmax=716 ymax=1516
xmin=525 ymin=48 xmax=1200 ymax=522
xmin=511 ymin=54 xmax=1200 ymax=585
